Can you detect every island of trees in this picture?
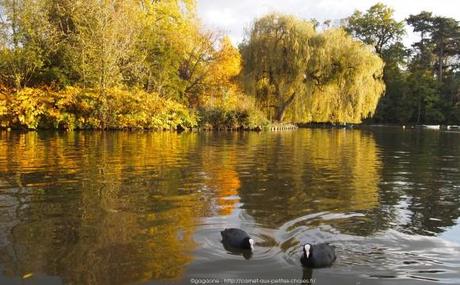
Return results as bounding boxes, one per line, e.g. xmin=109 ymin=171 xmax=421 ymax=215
xmin=0 ymin=1 xmax=459 ymax=130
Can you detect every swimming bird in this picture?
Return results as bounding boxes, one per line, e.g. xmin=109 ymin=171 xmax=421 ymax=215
xmin=220 ymin=228 xmax=254 ymax=250
xmin=300 ymin=243 xmax=336 ymax=268
xmin=221 ymin=239 xmax=253 ymax=260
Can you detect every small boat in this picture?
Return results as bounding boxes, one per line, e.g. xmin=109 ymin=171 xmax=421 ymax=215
xmin=447 ymin=125 xmax=460 ymax=130
xmin=422 ymin=125 xmax=440 ymax=130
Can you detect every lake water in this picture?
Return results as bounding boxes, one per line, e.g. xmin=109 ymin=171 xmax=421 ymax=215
xmin=0 ymin=128 xmax=459 ymax=285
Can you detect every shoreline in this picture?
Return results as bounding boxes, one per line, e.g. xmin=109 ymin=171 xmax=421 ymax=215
xmin=1 ymin=123 xmax=459 ymax=132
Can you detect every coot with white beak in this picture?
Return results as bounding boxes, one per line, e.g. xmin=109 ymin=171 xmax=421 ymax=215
xmin=300 ymin=243 xmax=336 ymax=268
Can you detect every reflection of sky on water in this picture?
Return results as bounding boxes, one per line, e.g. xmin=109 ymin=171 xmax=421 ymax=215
xmin=441 ymin=218 xmax=460 ymax=245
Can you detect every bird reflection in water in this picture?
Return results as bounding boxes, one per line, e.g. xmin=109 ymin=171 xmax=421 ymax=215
xmin=301 ymin=267 xmax=314 ymax=284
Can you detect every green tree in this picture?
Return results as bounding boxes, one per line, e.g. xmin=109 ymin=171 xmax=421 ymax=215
xmin=0 ymin=0 xmax=58 ymax=89
xmin=407 ymin=12 xmax=460 ymax=123
xmin=346 ymin=3 xmax=413 ymax=124
xmin=408 ymin=13 xmax=460 ymax=80
xmin=431 ymin=17 xmax=460 ymax=81
xmin=407 ymin=11 xmax=433 ymax=44
xmin=407 ymin=70 xmax=443 ymax=124
xmin=373 ymin=43 xmax=411 ymax=123
xmin=346 ymin=3 xmax=405 ymax=55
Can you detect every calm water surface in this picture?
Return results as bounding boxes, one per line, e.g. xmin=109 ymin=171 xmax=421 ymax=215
xmin=0 ymin=128 xmax=459 ymax=284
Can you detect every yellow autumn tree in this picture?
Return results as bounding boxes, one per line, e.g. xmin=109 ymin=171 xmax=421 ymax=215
xmin=207 ymin=37 xmax=241 ymax=89
xmin=242 ymin=14 xmax=385 ymax=123
xmin=291 ymin=28 xmax=385 ymax=123
xmin=204 ymin=36 xmax=242 ymax=107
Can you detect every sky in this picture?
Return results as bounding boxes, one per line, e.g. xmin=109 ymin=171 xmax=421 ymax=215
xmin=197 ymin=0 xmax=460 ymax=45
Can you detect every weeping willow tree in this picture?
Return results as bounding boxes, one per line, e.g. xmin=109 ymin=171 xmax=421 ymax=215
xmin=242 ymin=14 xmax=385 ymax=124
xmin=241 ymin=14 xmax=316 ymax=121
xmin=289 ymin=29 xmax=385 ymax=123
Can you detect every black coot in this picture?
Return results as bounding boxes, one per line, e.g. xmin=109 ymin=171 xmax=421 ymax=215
xmin=221 ymin=239 xmax=253 ymax=260
xmin=220 ymin=228 xmax=254 ymax=250
xmin=300 ymin=243 xmax=336 ymax=268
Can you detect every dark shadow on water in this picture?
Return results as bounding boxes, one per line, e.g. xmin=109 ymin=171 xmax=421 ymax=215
xmin=301 ymin=267 xmax=314 ymax=284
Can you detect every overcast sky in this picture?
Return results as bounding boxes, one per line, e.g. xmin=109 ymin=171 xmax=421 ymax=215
xmin=197 ymin=0 xmax=460 ymax=45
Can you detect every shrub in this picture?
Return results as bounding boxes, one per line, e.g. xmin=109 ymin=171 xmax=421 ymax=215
xmin=0 ymin=87 xmax=197 ymax=130
xmin=198 ymin=93 xmax=268 ymax=129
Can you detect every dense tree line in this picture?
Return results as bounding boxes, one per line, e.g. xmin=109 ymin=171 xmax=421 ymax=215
xmin=346 ymin=3 xmax=460 ymax=124
xmin=0 ymin=0 xmax=210 ymax=97
xmin=0 ymin=1 xmax=459 ymax=128
xmin=0 ymin=0 xmax=262 ymax=129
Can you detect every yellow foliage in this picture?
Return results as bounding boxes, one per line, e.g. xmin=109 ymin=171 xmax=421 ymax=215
xmin=304 ymin=129 xmax=381 ymax=210
xmin=0 ymin=131 xmax=204 ymax=282
xmin=242 ymin=14 xmax=384 ymax=123
xmin=288 ymin=28 xmax=385 ymax=123
xmin=206 ymin=36 xmax=242 ymax=91
xmin=0 ymin=87 xmax=197 ymax=130
xmin=0 ymin=93 xmax=9 ymax=124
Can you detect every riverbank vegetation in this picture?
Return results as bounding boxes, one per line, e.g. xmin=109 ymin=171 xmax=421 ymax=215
xmin=0 ymin=1 xmax=459 ymax=129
